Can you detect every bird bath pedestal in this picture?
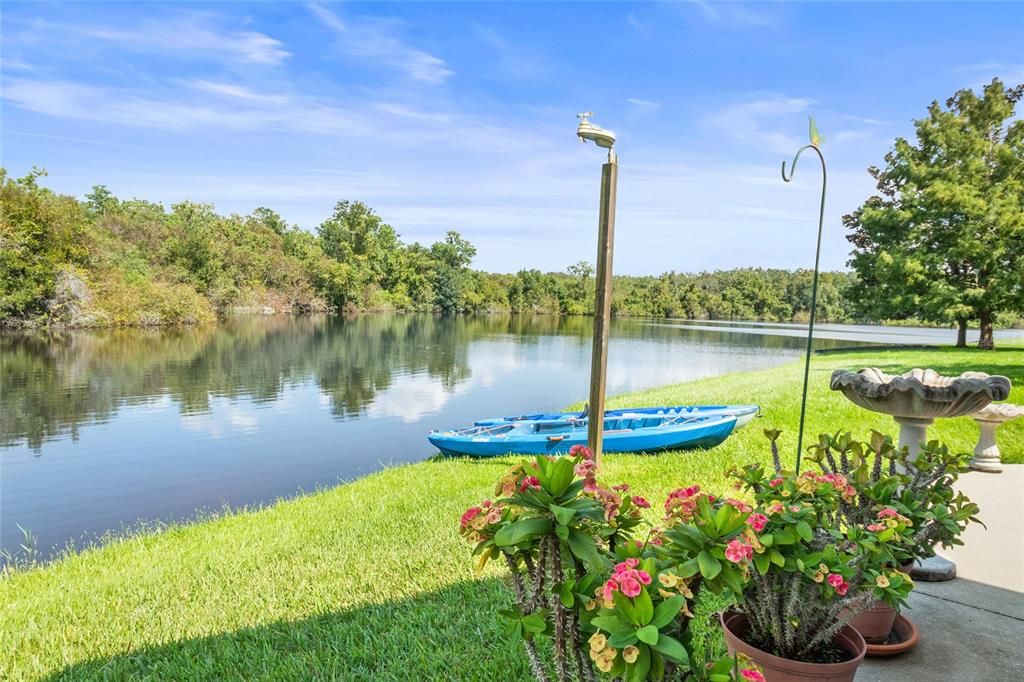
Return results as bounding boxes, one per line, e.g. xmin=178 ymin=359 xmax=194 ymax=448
xmin=829 ymin=368 xmax=1011 ymax=458
xmin=969 ymin=404 xmax=1024 ymax=473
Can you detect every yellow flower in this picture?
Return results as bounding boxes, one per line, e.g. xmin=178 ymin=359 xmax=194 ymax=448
xmin=813 ymin=571 xmax=824 ymax=583
xmin=818 ymin=563 xmax=828 ymax=573
xmin=589 ymin=633 xmax=607 ymax=651
xmin=623 ymin=646 xmax=639 ymax=663
xmin=782 ymin=490 xmax=792 ymax=497
xmin=589 ymin=648 xmax=602 ymax=662
xmin=596 ymin=656 xmax=613 ymax=673
xmin=659 ymin=572 xmax=679 ymax=588
xmin=658 ymin=588 xmax=675 ymax=599
xmin=604 ymin=647 xmax=617 ymax=661
xmin=584 ymin=599 xmax=598 ymax=611
xmin=876 ymin=574 xmax=890 ymax=588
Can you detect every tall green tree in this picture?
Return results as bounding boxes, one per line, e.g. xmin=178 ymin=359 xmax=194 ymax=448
xmin=844 ymin=78 xmax=1024 ymax=349
xmin=429 ymin=230 xmax=477 ymax=314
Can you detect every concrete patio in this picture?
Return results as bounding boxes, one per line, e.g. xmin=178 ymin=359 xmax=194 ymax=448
xmin=859 ymin=465 xmax=1024 ymax=680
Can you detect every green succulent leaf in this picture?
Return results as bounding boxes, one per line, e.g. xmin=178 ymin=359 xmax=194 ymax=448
xmin=636 ymin=624 xmax=659 ymax=645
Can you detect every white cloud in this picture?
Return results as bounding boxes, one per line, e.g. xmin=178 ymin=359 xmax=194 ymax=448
xmin=684 ymin=0 xmax=777 ymax=28
xmin=38 ymin=16 xmax=291 ymax=65
xmin=1 ymin=78 xmax=366 ymax=134
xmin=307 ymin=3 xmax=453 ymax=83
xmin=185 ymin=80 xmax=290 ymax=105
xmin=703 ymin=94 xmax=814 ymax=154
xmin=627 ymin=98 xmax=660 ymax=111
xmin=952 ymin=63 xmax=1024 ymax=90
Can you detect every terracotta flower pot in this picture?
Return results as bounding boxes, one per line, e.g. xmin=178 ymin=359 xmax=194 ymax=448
xmin=864 ymin=613 xmax=920 ymax=657
xmin=849 ymin=602 xmax=898 ymax=643
xmin=720 ymin=611 xmax=866 ymax=682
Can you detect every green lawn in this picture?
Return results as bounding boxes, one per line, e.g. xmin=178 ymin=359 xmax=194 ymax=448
xmin=2 ymin=344 xmax=1021 ymax=681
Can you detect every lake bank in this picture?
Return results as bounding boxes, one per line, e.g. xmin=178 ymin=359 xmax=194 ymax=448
xmin=8 ymin=315 xmax=945 ymax=560
xmin=2 ymin=344 xmax=1021 ymax=680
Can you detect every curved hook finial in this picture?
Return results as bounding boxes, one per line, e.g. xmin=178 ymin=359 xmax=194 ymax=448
xmin=781 ymin=144 xmax=822 ymax=183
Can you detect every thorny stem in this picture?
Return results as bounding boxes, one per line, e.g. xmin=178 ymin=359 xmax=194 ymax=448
xmin=506 ymin=554 xmax=552 ymax=682
xmin=550 ymin=538 xmax=570 ymax=682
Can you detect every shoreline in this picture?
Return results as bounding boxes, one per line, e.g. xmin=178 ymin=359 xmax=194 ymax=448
xmin=1 ymin=343 xmax=1022 ymax=679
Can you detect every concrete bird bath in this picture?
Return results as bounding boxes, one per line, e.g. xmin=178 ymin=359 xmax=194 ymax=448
xmin=968 ymin=403 xmax=1024 ymax=473
xmin=829 ymin=368 xmax=1012 ymax=458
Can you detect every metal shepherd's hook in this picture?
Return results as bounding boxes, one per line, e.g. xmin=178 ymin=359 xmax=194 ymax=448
xmin=781 ymin=117 xmax=827 ymax=474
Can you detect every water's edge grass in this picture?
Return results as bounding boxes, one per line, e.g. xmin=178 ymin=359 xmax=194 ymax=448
xmin=1 ymin=344 xmax=1021 ymax=681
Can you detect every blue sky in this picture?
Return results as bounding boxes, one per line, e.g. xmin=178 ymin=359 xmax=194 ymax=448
xmin=2 ymin=1 xmax=1021 ymax=274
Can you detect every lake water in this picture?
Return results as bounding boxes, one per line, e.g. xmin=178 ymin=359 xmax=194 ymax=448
xmin=0 ymin=314 xmax=1012 ymax=559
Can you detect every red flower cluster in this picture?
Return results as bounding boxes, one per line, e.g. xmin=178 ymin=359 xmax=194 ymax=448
xmin=724 ymin=538 xmax=754 ymax=563
xmin=518 ymin=476 xmax=541 ymax=492
xmin=570 ymin=445 xmax=599 ymax=492
xmin=745 ymin=512 xmax=769 ymax=532
xmin=664 ymin=485 xmax=714 ymax=525
xmin=827 ymin=572 xmax=850 ymax=596
xmin=602 ymin=558 xmax=652 ymax=601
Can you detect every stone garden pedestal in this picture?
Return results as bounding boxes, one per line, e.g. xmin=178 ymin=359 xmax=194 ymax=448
xmin=968 ymin=404 xmax=1024 ymax=473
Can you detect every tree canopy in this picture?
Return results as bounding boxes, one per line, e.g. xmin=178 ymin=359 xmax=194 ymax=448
xmin=3 ymin=168 xmax=862 ymax=328
xmin=844 ymin=78 xmax=1024 ymax=349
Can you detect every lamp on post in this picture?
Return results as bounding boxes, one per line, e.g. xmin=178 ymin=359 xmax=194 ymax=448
xmin=576 ymin=112 xmax=618 ymax=467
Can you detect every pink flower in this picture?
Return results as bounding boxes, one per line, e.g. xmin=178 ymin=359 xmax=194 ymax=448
xmin=769 ymin=477 xmax=784 ymax=487
xmin=460 ymin=507 xmax=481 ymax=528
xmin=570 ymin=444 xmax=594 ymax=460
xmin=612 ymin=483 xmax=630 ymax=493
xmin=632 ymin=496 xmax=651 ymax=509
xmin=827 ymin=573 xmax=844 ymax=588
xmin=836 ymin=581 xmax=849 ymax=596
xmin=740 ymin=669 xmax=766 ymax=682
xmin=574 ymin=460 xmax=595 ymax=478
xmin=746 ymin=513 xmax=769 ymax=532
xmin=603 ymin=579 xmax=618 ymax=602
xmin=877 ymin=507 xmax=898 ymax=518
xmin=867 ymin=523 xmax=885 ymax=532
xmin=725 ymin=539 xmax=753 ymax=564
xmin=725 ymin=498 xmax=753 ymax=513
xmin=620 ymin=577 xmax=642 ymax=597
xmin=518 ymin=476 xmax=541 ymax=492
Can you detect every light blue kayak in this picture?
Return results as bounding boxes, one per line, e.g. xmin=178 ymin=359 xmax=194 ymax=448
xmin=474 ymin=404 xmax=759 ymax=430
xmin=428 ymin=413 xmax=738 ymax=458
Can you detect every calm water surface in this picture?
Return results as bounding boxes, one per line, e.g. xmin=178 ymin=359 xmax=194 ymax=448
xmin=0 ymin=314 xmax=1007 ymax=558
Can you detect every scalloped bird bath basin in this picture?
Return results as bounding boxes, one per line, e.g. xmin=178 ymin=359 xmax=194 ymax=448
xmin=829 ymin=368 xmax=1012 ymax=458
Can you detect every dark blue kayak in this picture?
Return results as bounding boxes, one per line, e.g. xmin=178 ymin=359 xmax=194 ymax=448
xmin=474 ymin=404 xmax=758 ymax=430
xmin=428 ymin=413 xmax=738 ymax=458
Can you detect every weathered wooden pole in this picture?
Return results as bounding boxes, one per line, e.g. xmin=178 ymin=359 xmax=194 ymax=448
xmin=576 ymin=113 xmax=618 ymax=467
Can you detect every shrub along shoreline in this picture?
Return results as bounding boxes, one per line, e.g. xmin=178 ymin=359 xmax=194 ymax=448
xmin=1 ymin=345 xmax=1021 ymax=681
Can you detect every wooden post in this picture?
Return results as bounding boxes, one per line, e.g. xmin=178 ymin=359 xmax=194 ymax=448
xmin=587 ymin=155 xmax=618 ymax=467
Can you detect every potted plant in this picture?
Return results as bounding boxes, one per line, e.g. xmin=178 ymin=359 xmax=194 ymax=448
xmin=804 ymin=431 xmax=981 ymax=648
xmin=700 ymin=431 xmax=916 ymax=681
xmin=459 ymin=445 xmax=766 ymax=681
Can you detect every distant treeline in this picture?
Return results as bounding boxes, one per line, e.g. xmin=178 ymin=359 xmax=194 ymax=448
xmin=2 ymin=168 xmax=857 ymax=327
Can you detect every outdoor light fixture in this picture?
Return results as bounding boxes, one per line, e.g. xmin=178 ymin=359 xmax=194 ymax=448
xmin=576 ymin=112 xmax=617 ymax=157
xmin=577 ymin=112 xmax=618 ymax=465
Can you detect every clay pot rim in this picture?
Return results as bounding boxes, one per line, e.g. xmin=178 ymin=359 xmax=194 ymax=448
xmin=720 ymin=610 xmax=866 ymax=673
xmin=864 ymin=614 xmax=920 ymax=657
